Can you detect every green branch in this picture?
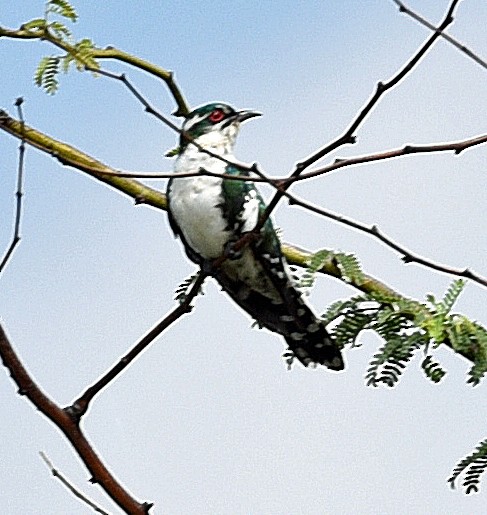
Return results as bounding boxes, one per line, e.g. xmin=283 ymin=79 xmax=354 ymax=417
xmin=0 ymin=23 xmax=189 ymax=116
xmin=0 ymin=109 xmax=483 ymax=369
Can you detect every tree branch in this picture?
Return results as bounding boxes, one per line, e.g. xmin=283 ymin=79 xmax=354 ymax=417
xmin=0 ymin=324 xmax=152 ymax=515
xmin=39 ymin=452 xmax=110 ymax=515
xmin=283 ymin=190 xmax=487 ymax=289
xmin=1 ymin=109 xmax=485 ymax=291
xmin=256 ymin=0 xmax=460 ymax=228
xmin=0 ymin=24 xmax=190 ymax=116
xmin=291 ymin=135 xmax=487 ymax=182
xmin=68 ymin=271 xmax=207 ymax=421
xmin=0 ymin=98 xmax=25 ymax=275
xmin=391 ymin=0 xmax=487 ymax=71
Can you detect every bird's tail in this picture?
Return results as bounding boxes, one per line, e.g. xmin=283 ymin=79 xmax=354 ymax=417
xmin=283 ymin=315 xmax=344 ymax=371
xmin=215 ymin=267 xmax=344 ymax=371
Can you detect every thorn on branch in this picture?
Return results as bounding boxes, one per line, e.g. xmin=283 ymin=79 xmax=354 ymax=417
xmin=134 ymin=194 xmax=147 ymax=205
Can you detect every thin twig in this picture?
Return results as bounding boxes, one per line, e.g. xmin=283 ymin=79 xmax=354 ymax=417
xmin=255 ymin=0 xmax=460 ymax=230
xmin=86 ymin=66 xmax=260 ymax=175
xmin=1 ymin=110 xmax=484 ymax=289
xmin=0 ymin=25 xmax=190 ymax=116
xmin=0 ymin=324 xmax=152 ymax=514
xmin=39 ymin=452 xmax=110 ymax=515
xmin=391 ymin=0 xmax=487 ymax=70
xmin=68 ymin=271 xmax=207 ymax=421
xmin=282 ymin=190 xmax=487 ymax=289
xmin=66 ymin=133 xmax=487 ymax=183
xmin=0 ymin=98 xmax=25 ymax=275
xmin=290 ymin=134 xmax=487 ymax=182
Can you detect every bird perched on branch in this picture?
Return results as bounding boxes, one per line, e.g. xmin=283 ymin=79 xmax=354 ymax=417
xmin=167 ymin=102 xmax=344 ymax=371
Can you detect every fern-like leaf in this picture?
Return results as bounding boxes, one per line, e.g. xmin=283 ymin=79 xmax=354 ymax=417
xmin=421 ymin=355 xmax=446 ymax=383
xmin=174 ymin=273 xmax=202 ymax=304
xmin=47 ymin=0 xmax=78 ymax=22
xmin=449 ymin=438 xmax=487 ymax=493
xmin=69 ymin=38 xmax=99 ymax=72
xmin=49 ymin=20 xmax=72 ymax=40
xmin=365 ymin=331 xmax=423 ymax=387
xmin=467 ymin=324 xmax=487 ymax=386
xmin=334 ymin=252 xmax=364 ymax=284
xmin=439 ymin=279 xmax=465 ymax=314
xmin=333 ymin=311 xmax=373 ymax=348
xmin=299 ymin=249 xmax=332 ymax=291
xmin=34 ymin=56 xmax=60 ymax=94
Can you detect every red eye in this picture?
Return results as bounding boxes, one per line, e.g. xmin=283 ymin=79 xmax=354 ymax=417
xmin=209 ymin=109 xmax=225 ymax=123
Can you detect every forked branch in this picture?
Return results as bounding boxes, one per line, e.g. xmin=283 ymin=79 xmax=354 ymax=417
xmin=0 ymin=324 xmax=151 ymax=514
xmin=256 ymin=0 xmax=460 ymax=227
xmin=68 ymin=271 xmax=207 ymax=420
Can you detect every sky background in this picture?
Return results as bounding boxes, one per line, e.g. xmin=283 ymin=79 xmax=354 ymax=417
xmin=0 ymin=1 xmax=486 ymax=514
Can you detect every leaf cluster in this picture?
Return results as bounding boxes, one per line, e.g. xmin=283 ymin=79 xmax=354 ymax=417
xmin=299 ymin=249 xmax=362 ymax=292
xmin=23 ymin=1 xmax=99 ymax=94
xmin=306 ymin=251 xmax=487 ymax=387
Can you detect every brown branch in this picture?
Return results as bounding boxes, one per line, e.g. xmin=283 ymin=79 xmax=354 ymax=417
xmin=291 ymin=135 xmax=487 ymax=182
xmin=20 ymin=134 xmax=484 ymax=186
xmin=283 ymin=190 xmax=487 ymax=289
xmin=68 ymin=272 xmax=207 ymax=421
xmin=256 ymin=0 xmax=460 ymax=230
xmin=0 ymin=324 xmax=152 ymax=515
xmin=39 ymin=452 xmax=110 ymax=515
xmin=0 ymin=98 xmax=25 ymax=275
xmin=392 ymin=0 xmax=487 ymax=70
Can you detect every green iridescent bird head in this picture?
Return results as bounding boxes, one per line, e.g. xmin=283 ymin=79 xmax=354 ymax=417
xmin=179 ymin=102 xmax=261 ymax=149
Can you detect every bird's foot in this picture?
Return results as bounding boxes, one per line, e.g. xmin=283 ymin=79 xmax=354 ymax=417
xmin=223 ymin=239 xmax=243 ymax=260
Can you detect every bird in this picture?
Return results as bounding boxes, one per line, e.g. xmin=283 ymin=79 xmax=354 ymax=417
xmin=166 ymin=102 xmax=344 ymax=371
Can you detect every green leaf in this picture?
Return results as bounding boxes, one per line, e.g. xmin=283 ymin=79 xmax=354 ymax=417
xmin=47 ymin=0 xmax=78 ymax=22
xmin=165 ymin=146 xmax=182 ymax=157
xmin=334 ymin=252 xmax=364 ymax=284
xmin=49 ymin=20 xmax=72 ymax=40
xmin=439 ymin=279 xmax=465 ymax=314
xmin=421 ymin=355 xmax=446 ymax=383
xmin=449 ymin=438 xmax=487 ymax=494
xmin=34 ymin=56 xmax=60 ymax=94
xmin=299 ymin=249 xmax=332 ymax=291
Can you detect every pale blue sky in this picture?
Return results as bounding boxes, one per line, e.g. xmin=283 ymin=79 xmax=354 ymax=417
xmin=1 ymin=1 xmax=486 ymax=514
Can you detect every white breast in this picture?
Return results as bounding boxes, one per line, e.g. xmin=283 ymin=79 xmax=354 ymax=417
xmin=171 ymin=147 xmax=231 ymax=259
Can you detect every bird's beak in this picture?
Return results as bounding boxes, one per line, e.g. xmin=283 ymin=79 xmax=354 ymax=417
xmin=235 ymin=109 xmax=262 ymax=123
